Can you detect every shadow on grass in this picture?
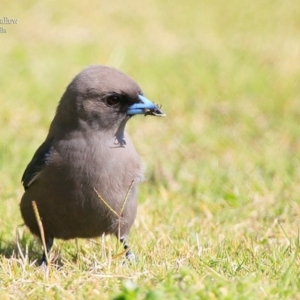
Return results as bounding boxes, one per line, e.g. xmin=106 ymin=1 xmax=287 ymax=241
xmin=0 ymin=238 xmax=19 ymax=258
xmin=0 ymin=233 xmax=82 ymax=268
xmin=0 ymin=231 xmax=102 ymax=268
xmin=0 ymin=227 xmax=50 ymax=268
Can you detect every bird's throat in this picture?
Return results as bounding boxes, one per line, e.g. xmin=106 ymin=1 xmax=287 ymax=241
xmin=114 ymin=119 xmax=128 ymax=147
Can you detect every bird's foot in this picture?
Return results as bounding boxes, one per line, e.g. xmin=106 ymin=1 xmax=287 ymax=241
xmin=125 ymin=250 xmax=136 ymax=262
xmin=120 ymin=237 xmax=136 ymax=263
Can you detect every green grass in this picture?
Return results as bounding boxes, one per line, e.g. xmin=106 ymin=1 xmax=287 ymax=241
xmin=1 ymin=0 xmax=300 ymax=298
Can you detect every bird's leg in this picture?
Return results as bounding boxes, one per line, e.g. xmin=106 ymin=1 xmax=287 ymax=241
xmin=41 ymin=236 xmax=54 ymax=265
xmin=120 ymin=237 xmax=135 ymax=261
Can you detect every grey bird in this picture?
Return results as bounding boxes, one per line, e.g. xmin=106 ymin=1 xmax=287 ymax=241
xmin=20 ymin=65 xmax=165 ymax=264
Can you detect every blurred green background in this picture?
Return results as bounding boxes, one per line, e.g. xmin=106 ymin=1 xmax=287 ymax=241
xmin=1 ymin=0 xmax=300 ymax=299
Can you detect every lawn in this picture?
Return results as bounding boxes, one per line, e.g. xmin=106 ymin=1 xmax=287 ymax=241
xmin=1 ymin=0 xmax=300 ymax=299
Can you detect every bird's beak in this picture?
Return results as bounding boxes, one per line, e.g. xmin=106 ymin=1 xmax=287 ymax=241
xmin=127 ymin=95 xmax=166 ymax=117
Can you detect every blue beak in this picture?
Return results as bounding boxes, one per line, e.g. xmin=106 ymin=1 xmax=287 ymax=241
xmin=127 ymin=95 xmax=166 ymax=116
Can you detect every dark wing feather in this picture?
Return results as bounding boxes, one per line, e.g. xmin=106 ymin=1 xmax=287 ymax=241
xmin=21 ymin=140 xmax=52 ymax=190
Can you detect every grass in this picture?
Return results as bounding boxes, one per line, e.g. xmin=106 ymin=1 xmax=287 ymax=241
xmin=1 ymin=0 xmax=300 ymax=298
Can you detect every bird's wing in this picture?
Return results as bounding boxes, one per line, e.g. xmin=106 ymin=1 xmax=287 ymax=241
xmin=21 ymin=139 xmax=53 ymax=190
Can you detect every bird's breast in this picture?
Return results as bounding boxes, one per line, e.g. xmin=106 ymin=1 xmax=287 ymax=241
xmin=53 ymin=131 xmax=143 ymax=205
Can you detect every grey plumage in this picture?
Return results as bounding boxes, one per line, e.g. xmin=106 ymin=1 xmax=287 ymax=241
xmin=20 ymin=65 xmax=165 ymax=263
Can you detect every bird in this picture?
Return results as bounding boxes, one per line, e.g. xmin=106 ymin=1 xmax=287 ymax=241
xmin=20 ymin=65 xmax=165 ymax=264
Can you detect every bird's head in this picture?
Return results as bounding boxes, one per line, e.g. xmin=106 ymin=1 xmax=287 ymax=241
xmin=55 ymin=65 xmax=165 ymax=132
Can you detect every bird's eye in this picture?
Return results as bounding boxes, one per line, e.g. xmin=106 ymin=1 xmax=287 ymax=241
xmin=106 ymin=95 xmax=121 ymax=106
